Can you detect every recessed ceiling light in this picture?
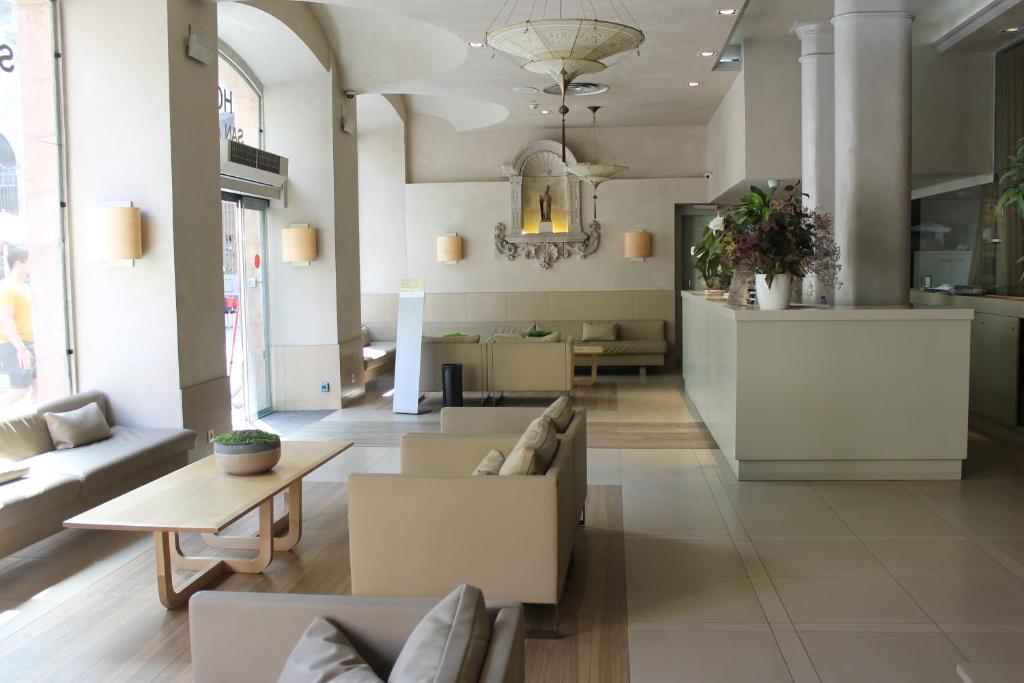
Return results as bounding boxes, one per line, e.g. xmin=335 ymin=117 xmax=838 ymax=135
xmin=688 ymin=81 xmax=702 ymax=87
xmin=512 ymin=85 xmax=539 ymax=94
xmin=717 ymin=9 xmax=737 ymax=16
xmin=468 ymin=41 xmax=485 ymax=48
xmin=540 ymin=109 xmax=551 ymax=114
xmin=541 ymin=82 xmax=609 ymax=97
xmin=700 ymin=50 xmax=717 ymax=57
xmin=1003 ymin=26 xmax=1021 ymax=33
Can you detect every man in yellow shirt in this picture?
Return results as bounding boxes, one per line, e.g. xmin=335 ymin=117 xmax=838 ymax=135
xmin=0 ymin=246 xmax=35 ymax=406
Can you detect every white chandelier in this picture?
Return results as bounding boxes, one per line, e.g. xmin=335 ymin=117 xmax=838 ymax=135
xmin=485 ymin=0 xmax=644 ymax=161
xmin=566 ymin=105 xmax=627 ymax=219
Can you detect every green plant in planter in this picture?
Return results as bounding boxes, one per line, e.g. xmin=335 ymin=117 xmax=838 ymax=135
xmin=524 ymin=329 xmax=553 ymax=338
xmin=692 ymin=216 xmax=732 ymax=290
xmin=996 ymin=137 xmax=1024 ymax=281
xmin=213 ymin=430 xmax=280 ymax=448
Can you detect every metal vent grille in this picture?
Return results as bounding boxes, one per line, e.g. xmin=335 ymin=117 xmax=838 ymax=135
xmin=227 ymin=140 xmax=282 ymax=175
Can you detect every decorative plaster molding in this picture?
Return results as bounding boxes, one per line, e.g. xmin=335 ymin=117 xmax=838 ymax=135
xmin=494 ymin=221 xmax=601 ymax=269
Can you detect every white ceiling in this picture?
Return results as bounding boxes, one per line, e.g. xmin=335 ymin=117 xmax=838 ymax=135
xmin=217 ymin=3 xmax=323 ymax=85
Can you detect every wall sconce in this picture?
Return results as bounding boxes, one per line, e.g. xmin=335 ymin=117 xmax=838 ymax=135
xmin=624 ymin=230 xmax=652 ymax=261
xmin=90 ymin=204 xmax=142 ymax=267
xmin=282 ymin=224 xmax=317 ymax=267
xmin=436 ymin=233 xmax=464 ymax=264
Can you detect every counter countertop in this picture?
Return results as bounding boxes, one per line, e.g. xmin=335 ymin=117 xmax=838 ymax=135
xmin=681 ymin=291 xmax=975 ymax=322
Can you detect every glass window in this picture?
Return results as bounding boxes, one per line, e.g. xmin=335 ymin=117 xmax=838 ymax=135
xmin=0 ymin=0 xmax=71 ymax=414
xmin=218 ymin=53 xmax=261 ymax=148
xmin=911 ymin=183 xmax=996 ymax=290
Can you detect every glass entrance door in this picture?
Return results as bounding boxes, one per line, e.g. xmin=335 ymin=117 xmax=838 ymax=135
xmin=221 ymin=193 xmax=272 ymax=425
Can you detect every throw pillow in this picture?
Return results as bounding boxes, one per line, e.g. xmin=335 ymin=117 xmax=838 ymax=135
xmin=490 ymin=333 xmax=524 ymax=343
xmin=389 ymin=584 xmax=491 ymax=683
xmin=277 ymin=617 xmax=383 ymax=683
xmin=0 ymin=458 xmax=29 ymax=486
xmin=523 ymin=331 xmax=561 ymax=343
xmin=360 ymin=326 xmax=372 ymax=348
xmin=422 ymin=334 xmax=481 ymax=344
xmin=499 ymin=416 xmax=558 ymax=476
xmin=581 ymin=322 xmax=618 ymax=342
xmin=42 ymin=402 xmax=112 ymax=450
xmin=472 ymin=449 xmax=505 ymax=476
xmin=542 ymin=396 xmax=574 ymax=432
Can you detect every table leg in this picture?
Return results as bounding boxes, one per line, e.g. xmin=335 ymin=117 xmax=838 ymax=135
xmin=574 ymin=354 xmax=599 ymax=387
xmin=201 ymin=483 xmax=302 ymax=552
xmin=163 ymin=499 xmax=274 ymax=581
xmin=154 ymin=531 xmax=225 ymax=610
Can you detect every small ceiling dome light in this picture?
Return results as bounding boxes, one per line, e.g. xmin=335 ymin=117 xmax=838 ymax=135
xmin=468 ymin=41 xmax=485 ymax=47
xmin=540 ymin=109 xmax=551 ymax=114
xmin=542 ymin=82 xmax=610 ymax=97
xmin=688 ymin=81 xmax=702 ymax=87
xmin=718 ymin=9 xmax=737 ymax=15
xmin=1003 ymin=26 xmax=1021 ymax=32
xmin=700 ymin=50 xmax=717 ymax=57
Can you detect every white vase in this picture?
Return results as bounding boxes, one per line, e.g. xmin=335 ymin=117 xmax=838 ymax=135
xmin=755 ymin=273 xmax=793 ymax=310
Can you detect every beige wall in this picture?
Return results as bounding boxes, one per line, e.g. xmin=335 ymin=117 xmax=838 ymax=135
xmin=707 ymin=71 xmax=747 ymax=201
xmin=406 ymin=115 xmax=709 ymax=184
xmin=63 ymin=0 xmax=230 ymax=457
xmin=404 ymin=178 xmax=706 ymax=294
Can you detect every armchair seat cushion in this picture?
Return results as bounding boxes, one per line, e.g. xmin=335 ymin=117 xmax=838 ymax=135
xmin=0 ymin=470 xmax=81 ymax=526
xmin=24 ymin=426 xmax=195 ymax=499
xmin=575 ymin=339 xmax=667 ymax=355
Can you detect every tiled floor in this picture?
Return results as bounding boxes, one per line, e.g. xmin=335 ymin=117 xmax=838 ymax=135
xmin=2 ymin=375 xmax=1024 ymax=682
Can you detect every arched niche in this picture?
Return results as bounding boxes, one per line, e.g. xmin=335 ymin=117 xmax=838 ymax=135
xmin=505 ymin=140 xmax=581 ymax=235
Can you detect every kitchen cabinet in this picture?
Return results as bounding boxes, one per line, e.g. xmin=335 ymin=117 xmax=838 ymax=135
xmin=970 ymin=312 xmax=1019 ymax=428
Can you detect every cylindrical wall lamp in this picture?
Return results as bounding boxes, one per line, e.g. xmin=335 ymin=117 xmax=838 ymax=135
xmin=625 ymin=230 xmax=652 ymax=261
xmin=282 ymin=224 xmax=317 ymax=266
xmin=90 ymin=205 xmax=142 ymax=266
xmin=436 ymin=233 xmax=464 ymax=264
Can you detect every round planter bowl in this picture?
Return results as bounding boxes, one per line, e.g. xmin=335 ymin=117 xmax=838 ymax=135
xmin=755 ymin=273 xmax=793 ymax=311
xmin=213 ymin=444 xmax=281 ymax=476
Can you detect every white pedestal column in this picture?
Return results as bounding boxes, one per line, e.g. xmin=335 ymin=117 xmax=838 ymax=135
xmin=833 ymin=0 xmax=914 ymax=306
xmin=794 ymin=23 xmax=835 ymax=304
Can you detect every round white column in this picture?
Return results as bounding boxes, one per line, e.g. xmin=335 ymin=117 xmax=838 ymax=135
xmin=833 ymin=0 xmax=914 ymax=306
xmin=794 ymin=23 xmax=836 ymax=304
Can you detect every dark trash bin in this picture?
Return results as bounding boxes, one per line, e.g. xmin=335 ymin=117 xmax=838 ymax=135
xmin=442 ymin=363 xmax=464 ymax=407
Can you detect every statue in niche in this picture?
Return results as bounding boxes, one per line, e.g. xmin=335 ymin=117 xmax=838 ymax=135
xmin=539 ymin=185 xmax=553 ymax=223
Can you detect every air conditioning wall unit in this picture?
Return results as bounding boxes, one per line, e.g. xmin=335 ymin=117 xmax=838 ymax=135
xmin=219 ymin=139 xmax=289 ymax=206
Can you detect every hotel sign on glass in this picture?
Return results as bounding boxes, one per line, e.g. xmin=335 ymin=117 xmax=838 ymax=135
xmin=218 ymin=84 xmax=244 ymax=144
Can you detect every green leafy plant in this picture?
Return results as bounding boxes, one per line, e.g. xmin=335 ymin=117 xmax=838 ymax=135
xmin=996 ymin=137 xmax=1024 ymax=281
xmin=692 ymin=216 xmax=732 ymax=289
xmin=524 ymin=329 xmax=553 ymax=338
xmin=212 ymin=429 xmax=280 ymax=447
xmin=442 ymin=331 xmax=467 ymax=338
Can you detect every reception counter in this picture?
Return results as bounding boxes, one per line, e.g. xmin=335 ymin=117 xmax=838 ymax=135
xmin=681 ymin=292 xmax=975 ymax=480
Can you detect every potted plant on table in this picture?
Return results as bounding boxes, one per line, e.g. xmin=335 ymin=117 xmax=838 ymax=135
xmin=692 ymin=215 xmax=732 ymax=295
xmin=719 ymin=184 xmax=840 ymax=310
xmin=212 ymin=429 xmax=281 ymax=476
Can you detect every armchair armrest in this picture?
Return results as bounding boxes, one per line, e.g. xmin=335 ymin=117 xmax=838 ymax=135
xmin=400 ymin=433 xmax=522 ymax=476
xmin=348 ymin=473 xmax=560 ymax=605
xmin=440 ymin=407 xmax=544 ymax=434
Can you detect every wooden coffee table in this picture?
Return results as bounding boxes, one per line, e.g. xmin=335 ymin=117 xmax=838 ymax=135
xmin=65 ymin=440 xmax=351 ymax=609
xmin=573 ymin=345 xmax=605 ymax=386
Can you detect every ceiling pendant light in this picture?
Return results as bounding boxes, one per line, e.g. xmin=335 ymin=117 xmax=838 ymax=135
xmin=485 ymin=0 xmax=644 ymax=161
xmin=566 ymin=105 xmax=628 ymax=219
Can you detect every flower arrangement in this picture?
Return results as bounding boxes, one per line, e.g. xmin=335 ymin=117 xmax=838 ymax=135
xmin=719 ymin=184 xmax=840 ymax=294
xmin=692 ymin=215 xmax=732 ymax=290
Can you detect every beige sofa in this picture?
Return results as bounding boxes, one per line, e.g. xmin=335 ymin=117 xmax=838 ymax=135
xmin=488 ymin=339 xmax=573 ymax=394
xmin=361 ymin=326 xmax=396 ymax=382
xmin=441 ymin=406 xmax=588 ymax=526
xmin=348 ymin=425 xmax=581 ymax=607
xmin=0 ymin=390 xmax=195 ymax=557
xmin=189 ymin=591 xmax=525 ymax=683
xmin=421 ymin=339 xmax=488 ymax=393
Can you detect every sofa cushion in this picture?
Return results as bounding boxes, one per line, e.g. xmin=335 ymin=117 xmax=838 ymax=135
xmin=472 ymin=449 xmax=505 ymax=476
xmin=423 ymin=334 xmax=481 ymax=344
xmin=43 ymin=402 xmax=112 ymax=450
xmin=490 ymin=333 xmax=524 ymax=343
xmin=542 ymin=396 xmax=574 ymax=433
xmin=0 ymin=459 xmax=30 ymax=485
xmin=0 ymin=413 xmax=54 ymax=461
xmin=500 ymin=416 xmax=557 ymax=476
xmin=582 ymin=322 xmax=618 ymax=341
xmin=575 ymin=339 xmax=667 ymax=355
xmin=389 ymin=583 xmax=491 ymax=683
xmin=277 ymin=617 xmax=383 ymax=683
xmin=0 ymin=470 xmax=81 ymax=526
xmin=24 ymin=425 xmax=195 ymax=499
xmin=360 ymin=325 xmax=372 ymax=347
xmin=523 ymin=331 xmax=561 ymax=343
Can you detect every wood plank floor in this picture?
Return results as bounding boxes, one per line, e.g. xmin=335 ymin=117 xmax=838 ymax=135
xmin=0 ymin=481 xmax=627 ymax=682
